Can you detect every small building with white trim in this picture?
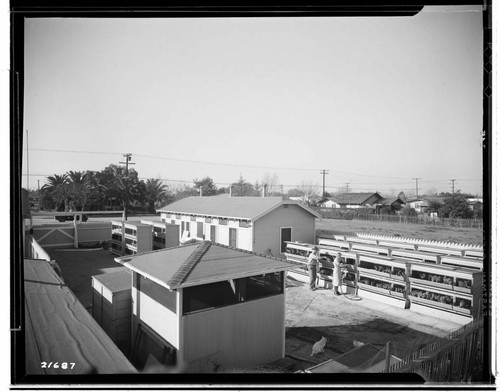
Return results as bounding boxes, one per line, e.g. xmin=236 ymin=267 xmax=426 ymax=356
xmin=157 ymin=196 xmax=321 ymax=257
xmin=115 ymin=242 xmax=295 ymax=372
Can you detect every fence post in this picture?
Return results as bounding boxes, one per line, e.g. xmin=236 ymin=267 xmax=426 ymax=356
xmin=73 ymin=217 xmax=78 ymax=248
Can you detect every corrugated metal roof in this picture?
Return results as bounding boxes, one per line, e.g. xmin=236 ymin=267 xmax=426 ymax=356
xmin=24 ymin=259 xmax=137 ymax=375
xmin=116 ymin=242 xmax=295 ymax=290
xmin=157 ymin=196 xmax=321 ymax=220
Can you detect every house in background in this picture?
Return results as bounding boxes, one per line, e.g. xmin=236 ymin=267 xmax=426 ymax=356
xmin=318 ymin=192 xmax=384 ymax=209
xmin=157 ymin=196 xmax=321 ymax=257
xmin=467 ymin=198 xmax=483 ymax=216
xmin=379 ymin=196 xmax=406 ymax=213
xmin=115 ymin=241 xmax=295 ymax=372
xmin=406 ymin=198 xmax=429 ymax=213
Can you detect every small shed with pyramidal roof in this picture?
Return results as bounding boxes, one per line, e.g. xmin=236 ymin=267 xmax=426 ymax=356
xmin=115 ymin=241 xmax=295 ymax=372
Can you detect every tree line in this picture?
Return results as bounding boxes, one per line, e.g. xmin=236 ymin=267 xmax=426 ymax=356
xmin=33 ymin=164 xmax=320 ymax=216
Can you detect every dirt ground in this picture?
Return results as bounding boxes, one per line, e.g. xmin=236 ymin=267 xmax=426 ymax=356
xmin=275 ymin=277 xmax=461 ymax=373
xmin=316 ymin=218 xmax=484 ymax=246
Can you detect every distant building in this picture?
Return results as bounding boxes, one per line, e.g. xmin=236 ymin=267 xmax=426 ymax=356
xmin=467 ymin=198 xmax=483 ymax=216
xmin=379 ymin=197 xmax=406 ymax=212
xmin=115 ymin=242 xmax=295 ymax=372
xmin=157 ymin=196 xmax=321 ymax=256
xmin=318 ymin=192 xmax=384 ymax=209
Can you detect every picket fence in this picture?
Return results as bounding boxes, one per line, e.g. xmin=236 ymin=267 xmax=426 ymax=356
xmin=356 ymin=233 xmax=483 ymax=250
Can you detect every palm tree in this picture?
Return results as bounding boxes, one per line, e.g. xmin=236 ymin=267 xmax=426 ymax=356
xmin=66 ymin=171 xmax=90 ymax=211
xmin=109 ymin=167 xmax=145 ymax=220
xmin=42 ymin=174 xmax=68 ymax=211
xmin=145 ymin=179 xmax=170 ymax=213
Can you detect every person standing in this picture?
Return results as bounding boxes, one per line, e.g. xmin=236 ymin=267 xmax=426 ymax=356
xmin=333 ymin=252 xmax=347 ymax=295
xmin=307 ymin=246 xmax=320 ymax=291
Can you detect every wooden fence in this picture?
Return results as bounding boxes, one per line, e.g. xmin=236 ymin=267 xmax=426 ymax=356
xmin=314 ymin=208 xmax=483 ymax=229
xmin=383 ymin=320 xmax=484 ymax=382
xmin=30 ymin=222 xmax=112 ymax=248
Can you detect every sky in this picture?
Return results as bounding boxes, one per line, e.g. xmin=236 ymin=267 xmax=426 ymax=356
xmin=22 ymin=6 xmax=484 ymax=197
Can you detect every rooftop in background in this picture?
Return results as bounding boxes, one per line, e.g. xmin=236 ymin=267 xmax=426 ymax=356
xmin=24 ymin=258 xmax=137 ymax=375
xmin=318 ymin=193 xmax=384 ymax=206
xmin=158 ymin=196 xmax=321 ymax=221
xmin=115 ymin=242 xmax=295 ymax=290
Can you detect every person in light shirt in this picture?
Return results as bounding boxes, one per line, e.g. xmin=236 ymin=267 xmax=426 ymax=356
xmin=307 ymin=246 xmax=320 ymax=291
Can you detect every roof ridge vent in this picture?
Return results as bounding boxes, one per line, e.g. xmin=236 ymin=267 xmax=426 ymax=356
xmin=168 ymin=241 xmax=212 ymax=287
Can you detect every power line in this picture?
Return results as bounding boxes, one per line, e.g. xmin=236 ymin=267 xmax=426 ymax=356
xmin=28 ymin=147 xmax=420 ymax=180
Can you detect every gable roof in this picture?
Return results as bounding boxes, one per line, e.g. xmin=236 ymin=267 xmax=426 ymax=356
xmin=329 ymin=192 xmax=383 ymax=205
xmin=115 ymin=242 xmax=295 ymax=290
xmin=158 ymin=196 xmax=321 ymax=221
xmin=381 ymin=197 xmax=406 ymax=206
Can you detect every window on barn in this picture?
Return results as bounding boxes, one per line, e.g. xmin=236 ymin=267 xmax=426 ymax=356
xmin=182 ymin=271 xmax=284 ymax=314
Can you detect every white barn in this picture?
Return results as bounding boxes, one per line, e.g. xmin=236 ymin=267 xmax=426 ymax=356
xmin=157 ymin=196 xmax=321 ymax=257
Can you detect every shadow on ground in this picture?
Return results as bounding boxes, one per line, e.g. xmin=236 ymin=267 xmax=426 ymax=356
xmin=47 ymin=248 xmax=125 ymax=309
xmin=281 ymin=320 xmax=442 ymax=372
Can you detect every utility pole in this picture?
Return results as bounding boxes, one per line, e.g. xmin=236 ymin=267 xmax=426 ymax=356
xmin=26 ymin=129 xmax=29 ymax=190
xmin=412 ymin=178 xmax=421 ymax=198
xmin=345 ymin=183 xmax=350 ymax=193
xmin=450 ymin=179 xmax=456 ymax=195
xmin=320 ymin=170 xmax=329 ymax=198
xmin=118 ymin=153 xmax=136 ymax=221
xmin=119 ymin=153 xmax=135 ymax=175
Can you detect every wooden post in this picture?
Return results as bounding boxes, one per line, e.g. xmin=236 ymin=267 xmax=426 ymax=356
xmin=385 ymin=341 xmax=392 ymax=372
xmin=73 ymin=214 xmax=78 ymax=248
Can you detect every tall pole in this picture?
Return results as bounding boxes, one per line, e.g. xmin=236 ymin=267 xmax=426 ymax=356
xmin=412 ymin=178 xmax=421 ymax=198
xmin=119 ymin=153 xmax=135 ymax=221
xmin=120 ymin=153 xmax=135 ymax=175
xmin=345 ymin=182 xmax=350 ymax=193
xmin=320 ymin=170 xmax=329 ymax=198
xmin=26 ymin=129 xmax=29 ymax=190
xmin=450 ymin=179 xmax=456 ymax=195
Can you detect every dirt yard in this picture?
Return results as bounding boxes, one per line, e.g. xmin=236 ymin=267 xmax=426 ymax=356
xmin=316 ymin=218 xmax=484 ymax=246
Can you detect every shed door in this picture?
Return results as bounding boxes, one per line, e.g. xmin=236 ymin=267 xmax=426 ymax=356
xmin=229 ymin=228 xmax=237 ymax=248
xmin=197 ymin=222 xmax=204 ymax=239
xmin=280 ymin=228 xmax=292 ymax=253
xmin=210 ymin=225 xmax=216 ymax=242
